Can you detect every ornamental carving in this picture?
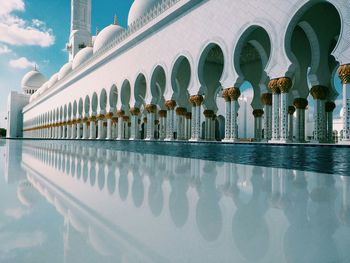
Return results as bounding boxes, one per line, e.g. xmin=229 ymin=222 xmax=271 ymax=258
xmin=253 ymin=109 xmax=264 ymax=117
xmin=278 ymin=77 xmax=292 ymax=93
xmin=116 ymin=110 xmax=125 ymax=117
xmin=338 ymin=64 xmax=350 ymax=84
xmin=145 ymin=104 xmax=157 ymax=113
xmin=268 ymin=79 xmax=280 ymax=94
xmin=325 ymin=101 xmax=336 ymax=112
xmin=261 ymin=93 xmax=272 ymax=105
xmin=222 ymin=88 xmax=231 ymax=102
xmin=159 ymin=110 xmax=167 ymax=118
xmin=112 ymin=117 xmax=118 ymax=123
xmin=176 ymin=107 xmax=187 ymax=116
xmin=193 ymin=95 xmax=204 ymax=106
xmin=203 ymin=109 xmax=214 ymax=118
xmin=122 ymin=116 xmax=129 ymax=122
xmin=83 ymin=117 xmax=89 ymax=122
xmin=165 ymin=100 xmax=176 ymax=110
xmin=130 ymin=107 xmax=140 ymax=116
xmin=228 ymin=87 xmax=240 ymax=101
xmin=186 ymin=112 xmax=192 ymax=119
xmin=96 ymin=114 xmax=105 ymax=120
xmin=106 ymin=112 xmax=114 ymax=119
xmin=188 ymin=96 xmax=196 ymax=106
xmin=310 ymin=85 xmax=328 ymax=100
xmin=89 ymin=116 xmax=96 ymax=122
xmin=293 ymin=98 xmax=308 ymax=109
xmin=288 ymin=106 xmax=295 ymax=115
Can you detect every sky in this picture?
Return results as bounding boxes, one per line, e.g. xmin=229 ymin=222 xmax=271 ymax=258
xmin=0 ymin=0 xmax=133 ymax=128
xmin=0 ymin=0 xmax=343 ymax=129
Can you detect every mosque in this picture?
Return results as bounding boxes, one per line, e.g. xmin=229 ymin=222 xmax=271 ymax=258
xmin=6 ymin=0 xmax=350 ymax=144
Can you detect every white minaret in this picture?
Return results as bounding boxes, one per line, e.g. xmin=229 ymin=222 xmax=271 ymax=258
xmin=67 ymin=0 xmax=91 ymax=61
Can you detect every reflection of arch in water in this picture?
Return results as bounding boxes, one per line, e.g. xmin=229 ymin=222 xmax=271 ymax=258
xmin=132 ymin=168 xmax=144 ymax=208
xmin=148 ymin=174 xmax=164 ymax=217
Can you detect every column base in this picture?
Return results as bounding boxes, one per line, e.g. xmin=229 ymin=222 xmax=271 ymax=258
xmin=189 ymin=138 xmax=201 ymax=142
xmin=164 ymin=138 xmax=175 ymax=141
xmin=145 ymin=137 xmax=155 ymax=141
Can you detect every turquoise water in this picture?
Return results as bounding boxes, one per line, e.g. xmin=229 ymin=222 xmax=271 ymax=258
xmin=0 ymin=140 xmax=349 ymax=263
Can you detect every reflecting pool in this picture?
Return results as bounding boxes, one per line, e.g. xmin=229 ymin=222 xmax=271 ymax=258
xmin=0 ymin=140 xmax=350 ymax=263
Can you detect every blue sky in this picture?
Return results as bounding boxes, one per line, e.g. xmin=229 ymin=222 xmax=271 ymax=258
xmin=0 ymin=0 xmax=133 ymax=128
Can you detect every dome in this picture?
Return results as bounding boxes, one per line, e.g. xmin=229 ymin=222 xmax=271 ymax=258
xmin=72 ymin=47 xmax=93 ymax=70
xmin=128 ymin=0 xmax=161 ymax=25
xmin=93 ymin=24 xmax=124 ymax=54
xmin=58 ymin=62 xmax=73 ymax=80
xmin=48 ymin=73 xmax=59 ymax=88
xmin=21 ymin=69 xmax=46 ymax=93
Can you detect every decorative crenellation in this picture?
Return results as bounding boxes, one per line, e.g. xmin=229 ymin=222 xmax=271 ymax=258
xmin=203 ymin=109 xmax=214 ymax=118
xmin=293 ymin=98 xmax=308 ymax=109
xmin=158 ymin=110 xmax=167 ymax=118
xmin=253 ymin=109 xmax=264 ymax=118
xmin=338 ymin=64 xmax=350 ymax=84
xmin=176 ymin=107 xmax=187 ymax=116
xmin=130 ymin=107 xmax=140 ymax=116
xmin=261 ymin=93 xmax=272 ymax=106
xmin=310 ymin=85 xmax=328 ymax=100
xmin=145 ymin=104 xmax=157 ymax=113
xmin=228 ymin=87 xmax=240 ymax=101
xmin=288 ymin=106 xmax=295 ymax=115
xmin=325 ymin=101 xmax=336 ymax=112
xmin=165 ymin=100 xmax=177 ymax=110
xmin=222 ymin=88 xmax=231 ymax=102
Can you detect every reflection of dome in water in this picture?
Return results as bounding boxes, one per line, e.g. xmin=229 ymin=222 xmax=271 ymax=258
xmin=119 ymin=173 xmax=129 ymax=201
xmin=17 ymin=181 xmax=41 ymax=207
xmin=132 ymin=175 xmax=144 ymax=207
xmin=232 ymin=207 xmax=269 ymax=261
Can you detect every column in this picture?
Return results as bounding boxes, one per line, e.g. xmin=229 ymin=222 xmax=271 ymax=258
xmin=189 ymin=96 xmax=197 ymax=141
xmin=310 ymin=85 xmax=328 ymax=143
xmin=129 ymin=108 xmax=140 ymax=140
xmin=89 ymin=116 xmax=97 ymax=139
xmin=203 ymin=110 xmax=214 ymax=141
xmin=66 ymin=121 xmax=71 ymax=139
xmin=82 ymin=117 xmax=89 ymax=139
xmin=123 ymin=116 xmax=130 ymax=139
xmin=112 ymin=117 xmax=118 ymax=139
xmin=228 ymin=88 xmax=240 ymax=142
xmin=58 ymin=122 xmax=62 ymax=139
xmin=176 ymin=107 xmax=186 ymax=140
xmin=158 ymin=110 xmax=167 ymax=140
xmin=293 ymin=98 xmax=308 ymax=143
xmin=325 ymin=101 xmax=336 ymax=143
xmin=338 ymin=64 xmax=350 ymax=143
xmin=116 ymin=110 xmax=125 ymax=140
xmin=269 ymin=79 xmax=281 ymax=142
xmin=97 ymin=114 xmax=105 ymax=140
xmin=143 ymin=117 xmax=147 ymax=139
xmin=222 ymin=88 xmax=231 ymax=141
xmin=287 ymin=106 xmax=295 ymax=142
xmin=145 ymin=104 xmax=157 ymax=140
xmin=71 ymin=120 xmax=77 ymax=139
xmin=278 ymin=77 xmax=292 ymax=143
xmin=165 ymin=100 xmax=176 ymax=140
xmin=261 ymin=93 xmax=272 ymax=141
xmin=185 ymin=112 xmax=192 ymax=140
xmin=76 ymin=118 xmax=81 ymax=139
xmin=253 ymin=109 xmax=264 ymax=142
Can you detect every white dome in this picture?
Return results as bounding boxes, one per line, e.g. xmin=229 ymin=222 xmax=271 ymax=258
xmin=93 ymin=24 xmax=124 ymax=54
xmin=128 ymin=0 xmax=161 ymax=25
xmin=72 ymin=47 xmax=93 ymax=70
xmin=21 ymin=69 xmax=46 ymax=91
xmin=58 ymin=62 xmax=72 ymax=80
xmin=48 ymin=73 xmax=59 ymax=88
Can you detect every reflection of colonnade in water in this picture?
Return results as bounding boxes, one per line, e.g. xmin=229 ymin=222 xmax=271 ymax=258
xmin=19 ymin=141 xmax=350 ymax=262
xmin=22 ymin=1 xmax=350 ymax=145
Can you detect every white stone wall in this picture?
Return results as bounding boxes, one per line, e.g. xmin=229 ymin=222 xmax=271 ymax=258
xmin=7 ymin=92 xmax=30 ymax=138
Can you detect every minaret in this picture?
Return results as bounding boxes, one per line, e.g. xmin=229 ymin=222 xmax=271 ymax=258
xmin=67 ymin=0 xmax=91 ymax=61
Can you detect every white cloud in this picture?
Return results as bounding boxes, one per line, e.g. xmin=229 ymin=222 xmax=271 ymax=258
xmin=9 ymin=57 xmax=35 ymax=69
xmin=4 ymin=207 xmax=30 ymax=220
xmin=0 ymin=0 xmax=55 ymax=47
xmin=0 ymin=44 xmax=11 ymax=54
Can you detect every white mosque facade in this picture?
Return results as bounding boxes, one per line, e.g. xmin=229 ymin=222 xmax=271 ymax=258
xmin=6 ymin=0 xmax=350 ymax=144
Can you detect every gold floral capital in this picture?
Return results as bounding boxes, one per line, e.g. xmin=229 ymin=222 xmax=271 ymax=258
xmin=228 ymin=87 xmax=240 ymax=101
xmin=338 ymin=64 xmax=350 ymax=84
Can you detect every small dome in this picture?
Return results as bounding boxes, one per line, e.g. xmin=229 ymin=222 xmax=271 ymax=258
xmin=58 ymin=62 xmax=72 ymax=80
xmin=48 ymin=73 xmax=59 ymax=88
xmin=21 ymin=69 xmax=46 ymax=93
xmin=128 ymin=0 xmax=161 ymax=25
xmin=93 ymin=24 xmax=124 ymax=54
xmin=72 ymin=47 xmax=93 ymax=70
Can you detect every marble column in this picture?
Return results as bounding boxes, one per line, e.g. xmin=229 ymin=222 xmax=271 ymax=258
xmin=185 ymin=112 xmax=192 ymax=140
xmin=310 ymin=85 xmax=328 ymax=143
xmin=203 ymin=110 xmax=214 ymax=141
xmin=143 ymin=117 xmax=147 ymax=139
xmin=66 ymin=121 xmax=72 ymax=139
xmin=338 ymin=64 xmax=350 ymax=143
xmin=97 ymin=114 xmax=106 ymax=140
xmin=278 ymin=77 xmax=292 ymax=143
xmin=222 ymin=88 xmax=231 ymax=141
xmin=165 ymin=100 xmax=176 ymax=140
xmin=112 ymin=117 xmax=118 ymax=139
xmin=129 ymin=108 xmax=140 ymax=140
xmin=116 ymin=110 xmax=125 ymax=140
xmin=325 ymin=101 xmax=336 ymax=143
xmin=176 ymin=107 xmax=187 ymax=140
xmin=189 ymin=95 xmax=204 ymax=141
xmin=71 ymin=120 xmax=77 ymax=139
xmin=261 ymin=93 xmax=272 ymax=141
xmin=104 ymin=112 xmax=113 ymax=140
xmin=82 ymin=117 xmax=89 ymax=139
xmin=228 ymin=88 xmax=241 ymax=142
xmin=76 ymin=118 xmax=82 ymax=139
xmin=253 ymin=109 xmax=264 ymax=142
xmin=268 ymin=79 xmax=280 ymax=142
xmin=189 ymin=96 xmax=197 ymax=140
xmin=288 ymin=106 xmax=295 ymax=142
xmin=89 ymin=116 xmax=97 ymax=139
xmin=145 ymin=104 xmax=157 ymax=140
xmin=158 ymin=110 xmax=167 ymax=140
xmin=123 ymin=116 xmax=130 ymax=139
xmin=293 ymin=98 xmax=308 ymax=143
